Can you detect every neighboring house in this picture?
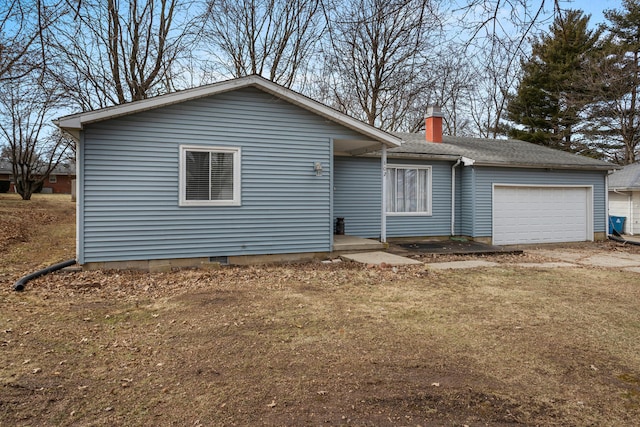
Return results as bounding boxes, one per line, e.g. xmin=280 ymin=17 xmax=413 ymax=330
xmin=0 ymin=160 xmax=76 ymax=194
xmin=56 ymin=75 xmax=615 ymax=269
xmin=608 ymin=163 xmax=640 ymax=235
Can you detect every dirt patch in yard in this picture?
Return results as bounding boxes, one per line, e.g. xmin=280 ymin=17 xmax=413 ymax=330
xmin=0 ymin=194 xmax=75 ymax=286
xmin=2 ymin=264 xmax=640 ymax=426
xmin=2 ymin=196 xmax=640 ymax=425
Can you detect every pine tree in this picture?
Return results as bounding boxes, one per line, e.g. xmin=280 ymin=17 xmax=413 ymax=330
xmin=506 ymin=10 xmax=602 ymax=153
xmin=584 ymin=0 xmax=640 ymax=164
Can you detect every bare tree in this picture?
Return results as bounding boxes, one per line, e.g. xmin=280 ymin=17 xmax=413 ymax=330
xmin=321 ymin=0 xmax=442 ymax=132
xmin=467 ymin=36 xmax=524 ymax=138
xmin=0 ymin=72 xmax=71 ymax=200
xmin=51 ymin=0 xmax=193 ymax=109
xmin=454 ymin=1 xmax=563 ymax=139
xmin=0 ymin=0 xmax=66 ymax=82
xmin=200 ymin=0 xmax=325 ymax=89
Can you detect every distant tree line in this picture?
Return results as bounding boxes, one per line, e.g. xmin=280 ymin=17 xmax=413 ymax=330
xmin=1 ymin=0 xmax=639 ymax=199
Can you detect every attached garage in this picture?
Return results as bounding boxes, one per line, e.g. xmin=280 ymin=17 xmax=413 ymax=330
xmin=492 ymin=185 xmax=593 ymax=245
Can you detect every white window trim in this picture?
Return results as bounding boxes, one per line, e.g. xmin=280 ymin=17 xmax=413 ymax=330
xmin=49 ymin=174 xmax=57 ymax=183
xmin=179 ymin=145 xmax=241 ymax=207
xmin=386 ymin=164 xmax=432 ymax=216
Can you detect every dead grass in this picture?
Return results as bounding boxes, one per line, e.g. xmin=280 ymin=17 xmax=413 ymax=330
xmin=0 ymin=193 xmax=75 ymax=284
xmin=1 ymin=197 xmax=640 ymax=426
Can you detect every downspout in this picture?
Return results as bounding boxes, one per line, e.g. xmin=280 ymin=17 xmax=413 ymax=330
xmin=329 ymin=138 xmax=334 ymax=250
xmin=381 ymin=144 xmax=387 ymax=243
xmin=451 ymin=158 xmax=462 ymax=236
xmin=632 ymin=191 xmax=635 ymax=235
xmin=605 ymin=172 xmax=610 ymax=239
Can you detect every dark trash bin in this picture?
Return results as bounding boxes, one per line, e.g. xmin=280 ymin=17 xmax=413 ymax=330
xmin=335 ymin=217 xmax=345 ymax=235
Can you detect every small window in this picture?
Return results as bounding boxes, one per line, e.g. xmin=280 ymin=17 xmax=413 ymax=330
xmin=386 ymin=165 xmax=432 ymax=215
xmin=49 ymin=175 xmax=57 ymax=183
xmin=179 ymin=145 xmax=241 ymax=206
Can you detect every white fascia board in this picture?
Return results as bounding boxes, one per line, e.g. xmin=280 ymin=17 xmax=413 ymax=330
xmin=56 ymin=77 xmax=257 ymax=130
xmin=473 ymin=161 xmax=615 ymax=171
xmin=55 ymin=75 xmax=402 ymax=148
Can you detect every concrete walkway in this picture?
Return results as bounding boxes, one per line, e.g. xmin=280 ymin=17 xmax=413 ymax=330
xmin=340 ymin=251 xmax=422 ymax=266
xmin=427 ymin=260 xmax=577 ymax=270
xmin=339 ymin=243 xmax=640 ymax=273
xmin=530 ymin=248 xmax=640 ymax=272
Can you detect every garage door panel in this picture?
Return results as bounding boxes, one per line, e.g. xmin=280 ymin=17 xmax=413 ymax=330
xmin=493 ymin=186 xmax=590 ymax=245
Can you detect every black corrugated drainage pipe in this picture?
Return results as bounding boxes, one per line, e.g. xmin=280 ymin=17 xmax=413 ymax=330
xmin=13 ymin=259 xmax=76 ymax=292
xmin=608 ymin=228 xmax=640 ymax=246
xmin=608 ymin=234 xmax=640 ymax=246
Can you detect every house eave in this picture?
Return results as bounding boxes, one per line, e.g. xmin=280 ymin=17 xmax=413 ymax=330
xmin=359 ymin=152 xmax=462 ymax=162
xmin=471 ymin=161 xmax=617 ymax=171
xmin=55 ymin=75 xmax=402 ymax=149
xmin=609 ymin=187 xmax=639 ymax=192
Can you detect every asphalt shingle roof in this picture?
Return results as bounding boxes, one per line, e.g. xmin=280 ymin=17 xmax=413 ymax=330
xmin=0 ymin=160 xmax=75 ymax=175
xmin=390 ymin=133 xmax=615 ymax=170
xmin=609 ymin=163 xmax=640 ymax=189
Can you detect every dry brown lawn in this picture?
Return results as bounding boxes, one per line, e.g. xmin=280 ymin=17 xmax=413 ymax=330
xmin=1 ymin=194 xmax=640 ymax=426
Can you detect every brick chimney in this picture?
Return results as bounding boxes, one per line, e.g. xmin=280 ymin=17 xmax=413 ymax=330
xmin=425 ymin=106 xmax=443 ymax=143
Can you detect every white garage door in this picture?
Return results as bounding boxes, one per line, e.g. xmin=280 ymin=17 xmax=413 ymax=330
xmin=493 ymin=186 xmax=592 ymax=245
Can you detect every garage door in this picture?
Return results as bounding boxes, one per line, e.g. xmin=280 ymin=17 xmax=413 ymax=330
xmin=493 ymin=186 xmax=591 ymax=245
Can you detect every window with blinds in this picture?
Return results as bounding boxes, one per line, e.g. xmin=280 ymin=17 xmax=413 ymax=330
xmin=180 ymin=145 xmax=241 ymax=206
xmin=386 ymin=165 xmax=431 ymax=215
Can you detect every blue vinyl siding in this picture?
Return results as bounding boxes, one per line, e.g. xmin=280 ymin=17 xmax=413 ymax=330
xmin=333 ymin=157 xmax=381 ymax=237
xmin=453 ymin=166 xmax=463 ymax=236
xmin=79 ymin=87 xmax=363 ymax=263
xmin=459 ymin=166 xmax=475 ymax=237
xmin=467 ymin=167 xmax=607 ymax=238
xmin=333 ymin=157 xmax=453 ymax=238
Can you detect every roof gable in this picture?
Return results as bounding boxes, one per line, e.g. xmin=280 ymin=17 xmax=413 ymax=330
xmin=56 ymin=75 xmax=401 ymax=148
xmin=609 ymin=163 xmax=640 ymax=189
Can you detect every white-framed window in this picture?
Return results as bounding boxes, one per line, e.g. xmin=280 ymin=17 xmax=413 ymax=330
xmin=49 ymin=174 xmax=57 ymax=183
xmin=386 ymin=165 xmax=432 ymax=215
xmin=179 ymin=145 xmax=241 ymax=206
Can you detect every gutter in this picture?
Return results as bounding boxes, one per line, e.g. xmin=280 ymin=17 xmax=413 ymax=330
xmin=468 ymin=161 xmax=617 ymax=171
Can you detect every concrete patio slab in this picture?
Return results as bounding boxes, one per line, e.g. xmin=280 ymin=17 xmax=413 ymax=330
xmin=394 ymin=240 xmax=521 ymax=255
xmin=530 ymin=249 xmax=640 ymax=269
xmin=333 ymin=235 xmax=386 ymax=252
xmin=529 ymin=249 xmax=588 ymax=263
xmin=427 ymin=260 xmax=498 ymax=270
xmin=581 ymin=254 xmax=640 ymax=268
xmin=341 ymin=251 xmax=422 ymax=266
xmin=513 ymin=262 xmax=577 ymax=268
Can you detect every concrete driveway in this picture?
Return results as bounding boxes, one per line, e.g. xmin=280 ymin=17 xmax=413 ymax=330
xmin=342 ymin=240 xmax=640 ymax=272
xmin=420 ymin=241 xmax=640 ymax=271
xmin=528 ymin=245 xmax=640 ymax=273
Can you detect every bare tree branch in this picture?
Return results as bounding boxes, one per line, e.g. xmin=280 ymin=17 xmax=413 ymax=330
xmin=200 ymin=0 xmax=325 ymax=89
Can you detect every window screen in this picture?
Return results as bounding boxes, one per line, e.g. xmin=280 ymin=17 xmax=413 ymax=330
xmin=386 ymin=166 xmax=431 ymax=214
xmin=181 ymin=146 xmax=240 ymax=206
